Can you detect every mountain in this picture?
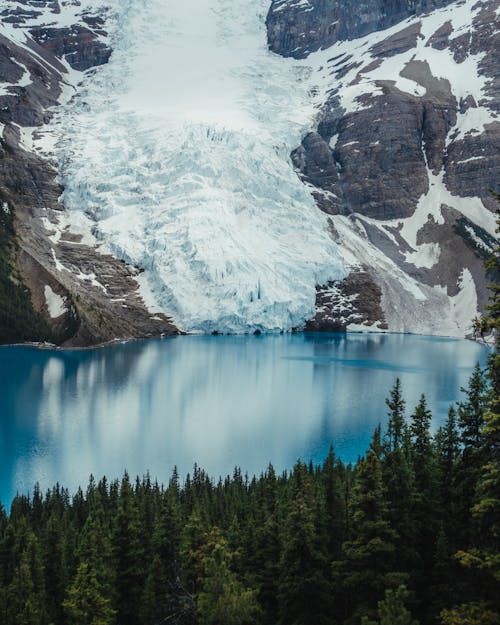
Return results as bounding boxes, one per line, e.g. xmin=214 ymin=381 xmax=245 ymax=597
xmin=0 ymin=0 xmax=498 ymax=345
xmin=268 ymin=0 xmax=499 ymax=335
xmin=0 ymin=0 xmax=178 ymax=345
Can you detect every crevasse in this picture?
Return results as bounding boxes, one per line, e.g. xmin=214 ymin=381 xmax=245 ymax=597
xmin=55 ymin=0 xmax=345 ymax=333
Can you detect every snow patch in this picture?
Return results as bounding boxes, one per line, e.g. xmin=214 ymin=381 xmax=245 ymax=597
xmin=44 ymin=285 xmax=66 ymax=318
xmin=405 ymin=242 xmax=441 ymax=269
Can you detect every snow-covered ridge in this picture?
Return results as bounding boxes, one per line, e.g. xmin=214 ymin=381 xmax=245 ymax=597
xmin=53 ymin=0 xmax=345 ymax=333
xmin=273 ymin=0 xmax=499 ymax=336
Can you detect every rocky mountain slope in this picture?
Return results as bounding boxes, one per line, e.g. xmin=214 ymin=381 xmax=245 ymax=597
xmin=0 ymin=1 xmax=178 ymax=345
xmin=268 ymin=0 xmax=499 ymax=335
xmin=0 ymin=0 xmax=498 ymax=344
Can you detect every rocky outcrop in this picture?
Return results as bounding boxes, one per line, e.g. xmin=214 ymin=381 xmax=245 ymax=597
xmin=29 ymin=25 xmax=111 ymax=71
xmin=266 ymin=0 xmax=456 ymax=59
xmin=305 ymin=269 xmax=388 ymax=332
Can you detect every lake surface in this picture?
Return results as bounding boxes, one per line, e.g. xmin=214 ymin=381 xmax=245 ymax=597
xmin=0 ymin=333 xmax=489 ymax=504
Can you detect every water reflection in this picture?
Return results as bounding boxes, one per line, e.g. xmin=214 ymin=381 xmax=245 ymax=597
xmin=0 ymin=333 xmax=489 ymax=503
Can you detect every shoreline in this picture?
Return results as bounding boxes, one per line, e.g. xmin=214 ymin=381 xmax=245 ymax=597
xmin=0 ymin=327 xmax=485 ymax=352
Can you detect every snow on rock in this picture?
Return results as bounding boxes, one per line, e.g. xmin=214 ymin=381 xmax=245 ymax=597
xmin=404 ymin=243 xmax=441 ymax=269
xmin=44 ymin=285 xmax=67 ymax=319
xmin=54 ymin=0 xmax=345 ymax=333
xmin=444 ymin=268 xmax=478 ymax=335
xmin=271 ymin=0 xmax=498 ymax=336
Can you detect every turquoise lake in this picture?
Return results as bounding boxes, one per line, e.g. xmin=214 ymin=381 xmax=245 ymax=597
xmin=0 ymin=333 xmax=489 ymax=504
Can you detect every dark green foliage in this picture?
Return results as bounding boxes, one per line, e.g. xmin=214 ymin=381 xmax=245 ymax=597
xmin=333 ymin=450 xmax=405 ymax=624
xmin=63 ymin=562 xmax=116 ymax=625
xmin=112 ymin=474 xmax=145 ymax=625
xmin=454 ymin=189 xmax=500 ymax=622
xmin=362 ymin=585 xmax=419 ymax=625
xmin=196 ymin=529 xmax=260 ymax=625
xmin=382 ymin=383 xmax=417 ymax=577
xmin=410 ymin=395 xmax=440 ymax=582
xmin=278 ymin=465 xmax=332 ymax=625
xmin=454 ymin=216 xmax=497 ymax=261
xmin=385 ymin=378 xmax=405 ymax=451
xmin=0 ymin=199 xmax=53 ymax=344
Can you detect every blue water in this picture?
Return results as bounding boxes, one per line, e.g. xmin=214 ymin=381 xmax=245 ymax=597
xmin=0 ymin=333 xmax=489 ymax=504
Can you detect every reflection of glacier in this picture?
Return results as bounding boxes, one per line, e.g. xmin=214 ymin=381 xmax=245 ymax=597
xmin=55 ymin=0 xmax=344 ymax=333
xmin=5 ymin=334 xmax=487 ymax=502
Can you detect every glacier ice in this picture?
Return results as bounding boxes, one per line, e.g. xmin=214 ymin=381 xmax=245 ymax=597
xmin=54 ymin=0 xmax=345 ymax=333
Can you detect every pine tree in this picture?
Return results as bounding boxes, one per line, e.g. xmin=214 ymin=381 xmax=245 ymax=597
xmin=196 ymin=528 xmax=260 ymax=625
xmin=278 ymin=472 xmax=333 ymax=625
xmin=453 ymin=192 xmax=500 ymax=622
xmin=386 ymin=379 xmax=406 ymax=451
xmin=361 ymin=585 xmax=419 ymax=625
xmin=454 ymin=364 xmax=489 ymax=544
xmin=458 ymin=363 xmax=488 ymax=450
xmin=77 ymin=509 xmax=115 ymax=614
xmin=435 ymin=407 xmax=460 ymax=545
xmin=381 ymin=384 xmax=417 ymax=577
xmin=7 ymin=529 xmax=47 ymax=625
xmin=410 ymin=395 xmax=437 ymax=519
xmin=249 ymin=464 xmax=281 ymax=625
xmin=141 ymin=494 xmax=194 ymax=625
xmin=63 ymin=562 xmax=116 ymax=625
xmin=332 ymin=450 xmax=405 ymax=625
xmin=321 ymin=446 xmax=347 ymax=560
xmin=431 ymin=408 xmax=463 ymax=615
xmin=112 ymin=474 xmax=145 ymax=625
xmin=180 ymin=508 xmax=208 ymax=595
xmin=409 ymin=395 xmax=439 ymax=618
xmin=41 ymin=510 xmax=67 ymax=625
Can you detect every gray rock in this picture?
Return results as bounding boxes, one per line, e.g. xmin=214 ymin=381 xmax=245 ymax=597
xmin=29 ymin=25 xmax=111 ymax=71
xmin=266 ymin=0 xmax=456 ymax=58
xmin=305 ymin=269 xmax=388 ymax=332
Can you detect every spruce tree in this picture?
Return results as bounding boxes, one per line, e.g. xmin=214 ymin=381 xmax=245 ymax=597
xmin=141 ymin=494 xmax=194 ymax=624
xmin=332 ymin=450 xmax=404 ymax=625
xmin=278 ymin=478 xmax=333 ymax=625
xmin=381 ymin=384 xmax=417 ymax=577
xmin=453 ymin=193 xmax=500 ymax=622
xmin=458 ymin=363 xmax=488 ymax=449
xmin=361 ymin=584 xmax=419 ymax=625
xmin=454 ymin=364 xmax=489 ymax=546
xmin=386 ymin=379 xmax=406 ymax=451
xmin=112 ymin=474 xmax=145 ymax=625
xmin=409 ymin=395 xmax=439 ymax=618
xmin=196 ymin=529 xmax=260 ymax=625
xmin=7 ymin=529 xmax=47 ymax=625
xmin=63 ymin=562 xmax=116 ymax=625
xmin=321 ymin=446 xmax=347 ymax=560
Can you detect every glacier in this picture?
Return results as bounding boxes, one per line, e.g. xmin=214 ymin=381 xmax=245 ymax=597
xmin=53 ymin=0 xmax=345 ymax=333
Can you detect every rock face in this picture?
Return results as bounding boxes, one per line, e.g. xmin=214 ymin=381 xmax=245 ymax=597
xmin=30 ymin=24 xmax=111 ymax=71
xmin=305 ymin=269 xmax=388 ymax=332
xmin=0 ymin=2 xmax=179 ymax=346
xmin=269 ymin=0 xmax=499 ymax=335
xmin=266 ymin=0 xmax=456 ymax=58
